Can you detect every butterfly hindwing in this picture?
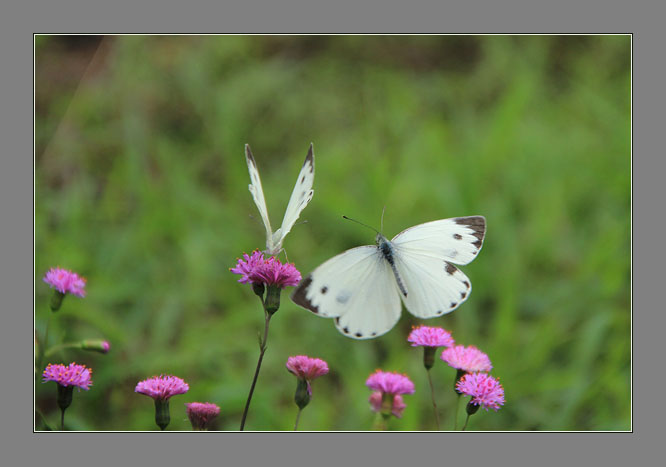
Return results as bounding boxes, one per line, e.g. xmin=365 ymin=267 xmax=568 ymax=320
xmin=393 ymin=246 xmax=472 ymax=318
xmin=291 ymin=246 xmax=402 ymax=339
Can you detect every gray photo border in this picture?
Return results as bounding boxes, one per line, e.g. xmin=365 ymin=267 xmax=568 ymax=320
xmin=2 ymin=0 xmax=660 ymax=465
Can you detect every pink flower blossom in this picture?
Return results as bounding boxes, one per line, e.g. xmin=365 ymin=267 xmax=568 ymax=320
xmin=42 ymin=362 xmax=93 ymax=390
xmin=456 ymin=373 xmax=505 ymax=411
xmin=441 ymin=345 xmax=492 ymax=373
xmin=408 ymin=325 xmax=455 ymax=348
xmin=286 ymin=355 xmax=329 ymax=396
xmin=185 ymin=402 xmax=221 ymax=430
xmin=369 ymin=391 xmax=406 ymax=418
xmin=365 ymin=370 xmax=415 ymax=396
xmin=231 ymin=251 xmax=301 ymax=288
xmin=43 ymin=267 xmax=86 ymax=297
xmin=135 ymin=375 xmax=189 ymax=401
xmin=286 ymin=355 xmax=329 ymax=381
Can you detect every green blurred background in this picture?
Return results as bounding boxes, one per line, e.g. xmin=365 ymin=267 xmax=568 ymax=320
xmin=35 ymin=35 xmax=630 ymax=431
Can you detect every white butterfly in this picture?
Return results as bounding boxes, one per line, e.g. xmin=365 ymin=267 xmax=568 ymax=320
xmin=291 ymin=216 xmax=486 ymax=339
xmin=245 ymin=143 xmax=315 ymax=256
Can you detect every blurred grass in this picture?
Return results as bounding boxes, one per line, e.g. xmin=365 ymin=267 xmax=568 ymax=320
xmin=35 ymin=35 xmax=630 ymax=431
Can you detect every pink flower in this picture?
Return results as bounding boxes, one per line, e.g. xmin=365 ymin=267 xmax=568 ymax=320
xmin=408 ymin=325 xmax=455 ymax=348
xmin=231 ymin=251 xmax=301 ymax=288
xmin=440 ymin=345 xmax=492 ymax=373
xmin=135 ymin=375 xmax=189 ymax=401
xmin=42 ymin=362 xmax=93 ymax=390
xmin=456 ymin=373 xmax=505 ymax=411
xmin=43 ymin=267 xmax=86 ymax=297
xmin=369 ymin=391 xmax=406 ymax=418
xmin=286 ymin=355 xmax=329 ymax=381
xmin=286 ymin=355 xmax=329 ymax=396
xmin=366 ymin=370 xmax=415 ymax=396
xmin=185 ymin=402 xmax=221 ymax=430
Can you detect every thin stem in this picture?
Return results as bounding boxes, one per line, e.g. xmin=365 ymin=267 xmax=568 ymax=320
xmin=426 ymin=369 xmax=441 ymax=430
xmin=293 ymin=407 xmax=303 ymax=431
xmin=37 ymin=313 xmax=53 ymax=372
xmin=60 ymin=408 xmax=65 ymax=431
xmin=461 ymin=413 xmax=471 ymax=431
xmin=45 ymin=342 xmax=79 ymax=358
xmin=371 ymin=412 xmax=388 ymax=431
xmin=454 ymin=394 xmax=461 ymax=430
xmin=239 ymin=312 xmax=272 ymax=431
xmin=35 ymin=408 xmax=53 ymax=431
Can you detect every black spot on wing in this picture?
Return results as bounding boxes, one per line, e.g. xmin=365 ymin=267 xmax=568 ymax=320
xmin=355 ymin=332 xmax=363 ymax=338
xmin=343 ymin=326 xmax=349 ymax=334
xmin=334 ymin=317 xmax=340 ymax=325
xmin=450 ymin=302 xmax=458 ymax=308
xmin=460 ymin=291 xmax=467 ymax=299
xmin=245 ymin=144 xmax=257 ymax=166
xmin=290 ymin=275 xmax=319 ymax=315
xmin=453 ymin=233 xmax=462 ymax=240
xmin=445 ymin=262 xmax=457 ymax=275
xmin=463 ymin=280 xmax=470 ymax=289
xmin=371 ymin=332 xmax=377 ymax=337
xmin=436 ymin=310 xmax=443 ymax=315
xmin=454 ymin=216 xmax=486 ymax=245
xmin=321 ymin=286 xmax=328 ymax=294
xmin=301 ymin=175 xmax=305 ymax=183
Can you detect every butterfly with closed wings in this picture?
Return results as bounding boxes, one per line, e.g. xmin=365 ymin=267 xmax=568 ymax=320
xmin=291 ymin=216 xmax=486 ymax=339
xmin=245 ymin=143 xmax=315 ymax=256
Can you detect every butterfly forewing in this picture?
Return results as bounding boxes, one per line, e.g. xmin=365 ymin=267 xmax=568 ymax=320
xmin=291 ymin=246 xmax=402 ymax=339
xmin=274 ymin=143 xmax=315 ymax=248
xmin=391 ymin=216 xmax=486 ymax=266
xmin=244 ymin=143 xmax=315 ymax=255
xmin=245 ymin=145 xmax=273 ymax=249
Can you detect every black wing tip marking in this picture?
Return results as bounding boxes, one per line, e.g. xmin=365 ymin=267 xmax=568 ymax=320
xmin=291 ymin=275 xmax=320 ymax=315
xmin=245 ymin=144 xmax=255 ymax=161
xmin=304 ymin=143 xmax=315 ymax=172
xmin=454 ymin=215 xmax=486 ymax=245
xmin=445 ymin=262 xmax=457 ymax=275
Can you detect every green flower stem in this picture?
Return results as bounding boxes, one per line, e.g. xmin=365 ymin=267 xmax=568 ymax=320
xmin=454 ymin=393 xmax=461 ymax=430
xmin=426 ymin=368 xmax=441 ymax=430
xmin=294 ymin=407 xmax=303 ymax=431
xmin=239 ymin=309 xmax=273 ymax=430
xmin=461 ymin=413 xmax=471 ymax=431
xmin=372 ymin=412 xmax=389 ymax=431
xmin=44 ymin=342 xmax=80 ymax=358
xmin=37 ymin=313 xmax=53 ymax=372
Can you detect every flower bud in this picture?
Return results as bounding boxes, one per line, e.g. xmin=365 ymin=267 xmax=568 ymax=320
xmin=466 ymin=400 xmax=481 ymax=416
xmin=80 ymin=339 xmax=111 ymax=354
xmin=57 ymin=384 xmax=74 ymax=411
xmin=294 ymin=378 xmax=311 ymax=409
xmin=154 ymin=399 xmax=171 ymax=431
xmin=264 ymin=285 xmax=281 ymax=315
xmin=50 ymin=291 xmax=65 ymax=312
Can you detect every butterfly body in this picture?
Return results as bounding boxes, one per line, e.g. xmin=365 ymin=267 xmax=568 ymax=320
xmin=291 ymin=216 xmax=486 ymax=339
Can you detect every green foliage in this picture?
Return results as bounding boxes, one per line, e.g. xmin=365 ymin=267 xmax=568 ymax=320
xmin=35 ymin=35 xmax=630 ymax=431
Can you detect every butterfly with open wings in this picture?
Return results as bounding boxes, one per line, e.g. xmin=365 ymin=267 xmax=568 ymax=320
xmin=291 ymin=216 xmax=486 ymax=339
xmin=244 ymin=143 xmax=315 ymax=256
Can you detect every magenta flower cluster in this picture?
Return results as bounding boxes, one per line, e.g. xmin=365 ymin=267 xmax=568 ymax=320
xmin=408 ymin=325 xmax=455 ymax=348
xmin=456 ymin=373 xmax=505 ymax=411
xmin=43 ymin=267 xmax=86 ymax=297
xmin=135 ymin=375 xmax=190 ymax=401
xmin=42 ymin=362 xmax=93 ymax=390
xmin=231 ymin=251 xmax=301 ymax=288
xmin=440 ymin=345 xmax=493 ymax=373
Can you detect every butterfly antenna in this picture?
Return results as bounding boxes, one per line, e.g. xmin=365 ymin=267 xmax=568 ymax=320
xmin=342 ymin=216 xmax=380 ymax=235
